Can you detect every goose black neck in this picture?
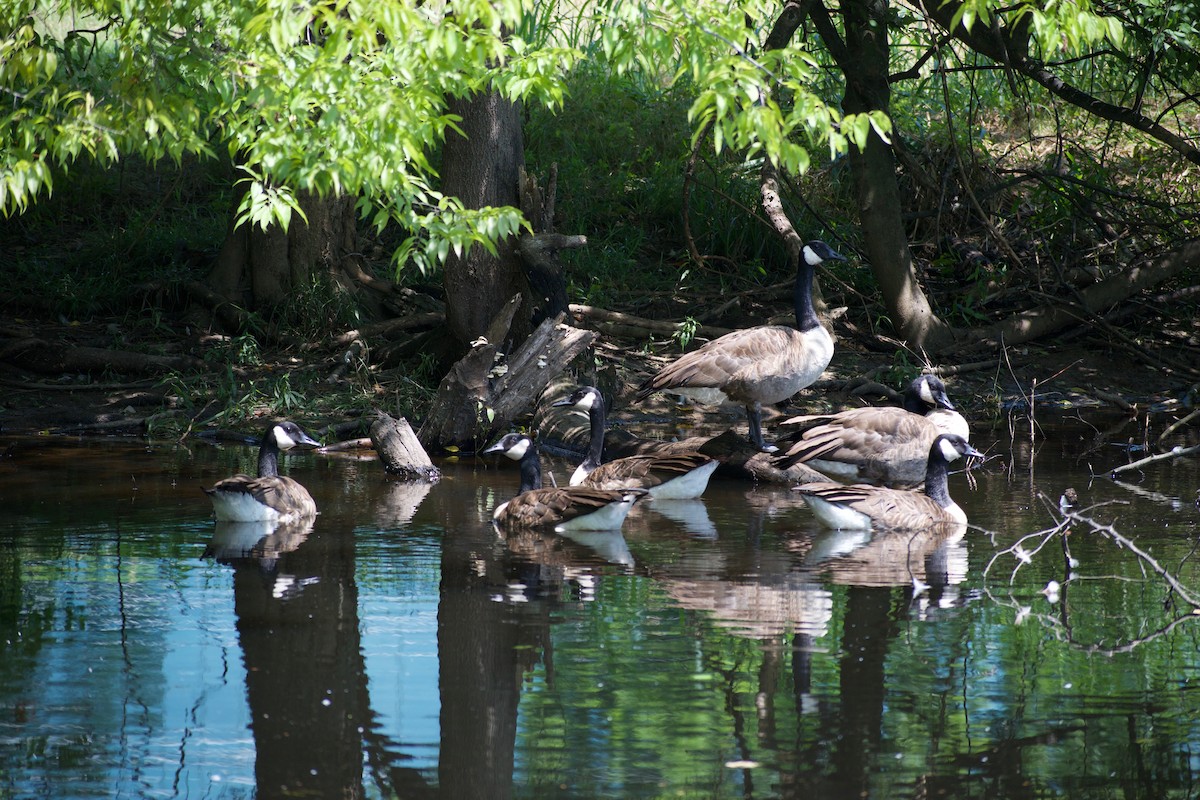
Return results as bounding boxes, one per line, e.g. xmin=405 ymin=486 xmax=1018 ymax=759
xmin=794 ymin=257 xmax=821 ymax=332
xmin=902 ymin=392 xmax=930 ymax=415
xmin=518 ymin=446 xmax=543 ymax=493
xmin=924 ymin=454 xmax=952 ymax=508
xmin=583 ymin=397 xmax=606 ymax=472
xmin=257 ymin=430 xmax=280 ymax=478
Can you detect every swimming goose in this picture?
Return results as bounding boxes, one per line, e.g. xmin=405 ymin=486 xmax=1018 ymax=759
xmin=204 ymin=421 xmax=322 ymax=522
xmin=483 ymin=432 xmax=647 ymax=531
xmin=635 ymin=240 xmax=846 ymax=452
xmin=551 ymin=385 xmax=719 ymax=499
xmin=795 ymin=434 xmax=981 ymax=531
xmin=772 ymin=374 xmax=969 ymax=486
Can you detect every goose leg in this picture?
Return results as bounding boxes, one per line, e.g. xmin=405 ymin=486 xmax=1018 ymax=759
xmin=746 ymin=402 xmax=778 ymax=453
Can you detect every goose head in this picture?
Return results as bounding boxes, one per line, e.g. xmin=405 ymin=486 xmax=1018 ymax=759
xmin=483 ymin=432 xmax=534 ymax=462
xmin=801 ymin=240 xmax=847 ymax=267
xmin=907 ymin=374 xmax=956 ymax=413
xmin=931 ymin=433 xmax=981 ymax=467
xmin=270 ymin=421 xmax=323 ymax=451
xmin=551 ymin=386 xmax=603 ymax=411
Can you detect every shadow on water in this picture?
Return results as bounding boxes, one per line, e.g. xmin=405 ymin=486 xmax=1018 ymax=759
xmin=1 ymin=411 xmax=1199 ymax=798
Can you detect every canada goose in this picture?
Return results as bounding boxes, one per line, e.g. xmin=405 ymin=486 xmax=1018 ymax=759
xmin=204 ymin=421 xmax=322 ymax=522
xmin=635 ymin=240 xmax=847 ymax=452
xmin=772 ymin=374 xmax=969 ymax=486
xmin=551 ymin=385 xmax=719 ymax=499
xmin=795 ymin=433 xmax=981 ymax=531
xmin=483 ymin=432 xmax=647 ymax=531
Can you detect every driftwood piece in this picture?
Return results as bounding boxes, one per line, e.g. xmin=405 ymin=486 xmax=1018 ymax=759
xmin=419 ymin=306 xmax=598 ymax=452
xmin=369 ymin=412 xmax=441 ymax=481
xmin=0 ymin=337 xmax=204 ymax=377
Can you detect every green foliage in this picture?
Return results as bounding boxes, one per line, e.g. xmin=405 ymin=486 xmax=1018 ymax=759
xmin=949 ymin=0 xmax=1123 ymax=52
xmin=2 ymin=0 xmax=1140 ymax=287
xmin=673 ymin=316 xmax=700 ymax=350
xmin=2 ymin=0 xmax=580 ymax=275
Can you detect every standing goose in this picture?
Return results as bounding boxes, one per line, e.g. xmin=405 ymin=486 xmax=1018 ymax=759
xmin=795 ymin=433 xmax=982 ymax=531
xmin=483 ymin=433 xmax=647 ymax=531
xmin=772 ymin=374 xmax=969 ymax=486
xmin=551 ymin=386 xmax=719 ymax=499
xmin=204 ymin=421 xmax=322 ymax=522
xmin=635 ymin=240 xmax=847 ymax=452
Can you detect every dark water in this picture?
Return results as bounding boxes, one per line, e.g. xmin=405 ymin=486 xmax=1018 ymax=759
xmin=2 ymin=413 xmax=1199 ymax=799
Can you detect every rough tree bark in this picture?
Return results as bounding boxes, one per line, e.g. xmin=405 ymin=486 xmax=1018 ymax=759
xmin=207 ymin=187 xmax=358 ymax=317
xmin=810 ymin=0 xmax=953 ymax=350
xmin=440 ymin=91 xmax=533 ymax=351
xmin=765 ymin=0 xmax=952 ymax=351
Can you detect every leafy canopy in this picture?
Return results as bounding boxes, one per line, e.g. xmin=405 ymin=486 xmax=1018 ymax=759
xmin=1 ymin=0 xmax=1121 ymax=272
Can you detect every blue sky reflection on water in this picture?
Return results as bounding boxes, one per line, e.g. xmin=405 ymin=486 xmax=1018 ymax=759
xmin=1 ymin=422 xmax=1199 ymax=798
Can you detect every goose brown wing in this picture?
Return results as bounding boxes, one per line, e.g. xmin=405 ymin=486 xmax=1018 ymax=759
xmin=584 ymin=452 xmax=715 ymax=491
xmin=775 ymin=408 xmax=937 ymax=469
xmin=207 ymin=474 xmax=316 ymax=517
xmin=636 ymin=328 xmax=788 ymax=398
xmin=499 ymin=487 xmax=646 ymax=527
xmin=798 ymin=483 xmax=947 ymax=528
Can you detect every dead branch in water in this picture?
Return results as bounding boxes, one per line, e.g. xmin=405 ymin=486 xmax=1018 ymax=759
xmin=1110 ymin=443 xmax=1200 ymax=476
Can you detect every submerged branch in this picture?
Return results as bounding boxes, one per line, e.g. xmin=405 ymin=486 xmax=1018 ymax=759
xmin=1110 ymin=443 xmax=1200 ymax=476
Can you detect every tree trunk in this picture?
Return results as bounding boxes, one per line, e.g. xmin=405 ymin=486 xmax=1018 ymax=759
xmin=440 ymin=92 xmax=532 ymax=351
xmin=206 ymin=189 xmax=357 ymax=317
xmin=808 ymin=0 xmax=953 ymax=351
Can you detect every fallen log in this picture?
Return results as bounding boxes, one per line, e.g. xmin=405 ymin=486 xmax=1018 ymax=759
xmin=330 ymin=312 xmax=446 ymax=348
xmin=960 ymin=238 xmax=1200 ymax=352
xmin=569 ymin=304 xmax=733 ymax=341
xmin=1110 ymin=443 xmax=1200 ymax=477
xmin=0 ymin=338 xmax=204 ymax=377
xmin=369 ymin=412 xmax=441 ymax=481
xmin=419 ymin=303 xmax=599 ymax=452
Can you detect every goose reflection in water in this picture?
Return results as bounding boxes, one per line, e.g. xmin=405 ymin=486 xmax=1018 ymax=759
xmin=646 ymin=498 xmax=719 ymax=540
xmin=803 ymin=520 xmax=971 ymax=617
xmin=497 ymin=526 xmax=636 ymax=603
xmin=203 ymin=518 xmax=316 ymax=598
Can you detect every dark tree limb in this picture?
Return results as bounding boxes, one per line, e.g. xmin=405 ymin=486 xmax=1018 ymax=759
xmin=923 ymin=0 xmax=1200 ymax=167
xmin=0 ymin=338 xmax=204 ymax=377
xmin=569 ymin=304 xmax=732 ymax=341
xmin=955 ymin=238 xmax=1200 ymax=352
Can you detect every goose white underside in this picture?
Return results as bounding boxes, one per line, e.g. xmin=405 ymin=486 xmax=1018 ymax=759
xmin=802 ymin=494 xmax=968 ymax=532
xmin=805 ymin=458 xmax=863 ymax=480
xmin=927 ymin=409 xmax=970 ymax=440
xmin=569 ymin=462 xmax=592 ymax=486
xmin=208 ymin=490 xmax=288 ymax=523
xmin=647 ymin=460 xmax=720 ymax=500
xmin=801 ymin=494 xmax=875 ymax=531
xmin=492 ymin=495 xmax=641 ymax=532
xmin=667 ymin=386 xmax=729 ymax=407
xmin=554 ymin=496 xmax=639 ymax=531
